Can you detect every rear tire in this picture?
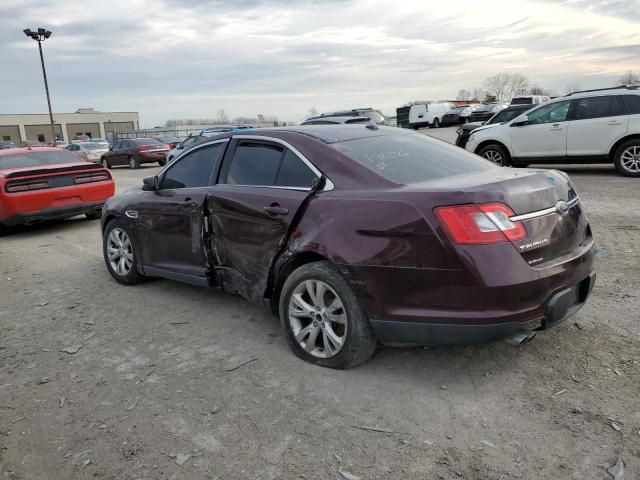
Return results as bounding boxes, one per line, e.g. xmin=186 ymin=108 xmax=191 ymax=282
xmin=128 ymin=156 xmax=139 ymax=169
xmin=430 ymin=118 xmax=440 ymax=129
xmin=158 ymin=159 xmax=166 ymax=167
xmin=477 ymin=143 xmax=510 ymax=167
xmin=101 ymin=157 xmax=111 ymax=169
xmin=86 ymin=210 xmax=101 ymax=220
xmin=613 ymin=139 xmax=640 ymax=177
xmin=103 ymin=219 xmax=145 ymax=285
xmin=279 ymin=261 xmax=377 ymax=369
xmin=0 ymin=223 xmax=9 ymax=237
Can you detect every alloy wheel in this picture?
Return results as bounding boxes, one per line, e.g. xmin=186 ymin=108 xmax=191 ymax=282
xmin=129 ymin=157 xmax=136 ymax=169
xmin=106 ymin=228 xmax=133 ymax=276
xmin=620 ymin=146 xmax=640 ymax=173
xmin=482 ymin=150 xmax=503 ymax=166
xmin=288 ymin=280 xmax=347 ymax=359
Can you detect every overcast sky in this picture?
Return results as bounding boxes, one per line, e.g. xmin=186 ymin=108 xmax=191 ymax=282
xmin=1 ymin=0 xmax=639 ymax=126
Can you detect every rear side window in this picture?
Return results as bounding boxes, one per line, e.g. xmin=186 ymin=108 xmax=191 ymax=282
xmin=275 ymin=150 xmax=317 ymax=188
xmin=331 ymin=133 xmax=495 ymax=184
xmin=227 ymin=143 xmax=283 ymax=186
xmin=571 ymin=95 xmax=626 ymax=120
xmin=160 ymin=143 xmax=223 ymax=189
xmin=621 ymin=94 xmax=640 ymax=114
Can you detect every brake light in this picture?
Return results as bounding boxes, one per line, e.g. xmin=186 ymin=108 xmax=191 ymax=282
xmin=74 ymin=172 xmax=111 ymax=184
xmin=434 ymin=202 xmax=526 ymax=244
xmin=5 ymin=179 xmax=50 ymax=193
xmin=138 ymin=145 xmax=152 ymax=151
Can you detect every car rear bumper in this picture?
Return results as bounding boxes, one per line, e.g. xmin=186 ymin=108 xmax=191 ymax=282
xmin=138 ymin=152 xmax=168 ymax=163
xmin=1 ymin=201 xmax=104 ymax=227
xmin=370 ymin=272 xmax=596 ymax=346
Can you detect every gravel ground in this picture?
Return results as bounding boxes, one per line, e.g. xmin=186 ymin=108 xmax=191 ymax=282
xmin=1 ymin=132 xmax=639 ymax=479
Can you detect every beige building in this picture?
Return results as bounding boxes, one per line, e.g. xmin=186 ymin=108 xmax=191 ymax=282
xmin=0 ymin=108 xmax=139 ymax=144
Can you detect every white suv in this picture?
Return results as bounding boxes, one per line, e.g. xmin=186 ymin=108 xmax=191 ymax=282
xmin=465 ymin=86 xmax=640 ymax=177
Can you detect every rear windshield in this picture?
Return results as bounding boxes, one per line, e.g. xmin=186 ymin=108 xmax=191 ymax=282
xmin=510 ymin=97 xmax=532 ymax=105
xmin=0 ymin=150 xmax=84 ymax=169
xmin=157 ymin=136 xmax=180 ymax=142
xmin=331 ymin=133 xmax=495 ymax=184
xmin=131 ymin=138 xmax=161 ymax=145
xmin=83 ymin=143 xmax=109 ymax=150
xmin=448 ymin=107 xmax=467 ymax=113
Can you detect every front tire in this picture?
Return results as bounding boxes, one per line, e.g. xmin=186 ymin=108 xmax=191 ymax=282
xmin=613 ymin=140 xmax=640 ymax=177
xmin=128 ymin=156 xmax=140 ymax=169
xmin=279 ymin=261 xmax=377 ymax=369
xmin=103 ymin=219 xmax=145 ymax=285
xmin=101 ymin=157 xmax=111 ymax=169
xmin=430 ymin=118 xmax=440 ymax=129
xmin=477 ymin=143 xmax=510 ymax=167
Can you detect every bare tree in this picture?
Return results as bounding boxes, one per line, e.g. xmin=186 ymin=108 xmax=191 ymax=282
xmin=308 ymin=107 xmax=318 ymax=117
xmin=472 ymin=87 xmax=486 ymax=101
xmin=484 ymin=73 xmax=529 ymax=102
xmin=564 ymin=83 xmax=581 ymax=95
xmin=529 ymin=85 xmax=546 ymax=95
xmin=618 ymin=70 xmax=640 ymax=86
xmin=456 ymin=89 xmax=471 ymax=100
xmin=217 ymin=109 xmax=229 ymax=124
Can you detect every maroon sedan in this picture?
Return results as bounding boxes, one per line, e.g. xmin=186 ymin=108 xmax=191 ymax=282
xmin=101 ymin=125 xmax=595 ymax=368
xmin=100 ymin=138 xmax=169 ymax=169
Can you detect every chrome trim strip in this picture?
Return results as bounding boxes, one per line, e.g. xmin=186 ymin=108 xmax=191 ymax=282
xmin=509 ymin=196 xmax=580 ymax=222
xmin=232 ymin=134 xmax=335 ymax=191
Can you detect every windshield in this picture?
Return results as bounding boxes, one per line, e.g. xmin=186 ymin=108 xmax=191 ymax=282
xmin=489 ymin=107 xmax=529 ymax=124
xmin=0 ymin=150 xmax=84 ymax=169
xmin=475 ymin=104 xmax=497 ymax=112
xmin=331 ymin=133 xmax=495 ymax=184
xmin=510 ymin=97 xmax=532 ymax=105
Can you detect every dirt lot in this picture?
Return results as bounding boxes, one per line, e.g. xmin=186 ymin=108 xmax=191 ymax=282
xmin=1 ymin=130 xmax=639 ymax=479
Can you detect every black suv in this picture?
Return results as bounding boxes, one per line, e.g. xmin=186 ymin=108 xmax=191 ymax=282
xmin=455 ymin=104 xmax=532 ymax=148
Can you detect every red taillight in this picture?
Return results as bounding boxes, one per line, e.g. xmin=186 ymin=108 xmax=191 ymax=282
xmin=434 ymin=202 xmax=526 ymax=245
xmin=74 ymin=172 xmax=111 ymax=184
xmin=6 ymin=179 xmax=50 ymax=193
xmin=138 ymin=145 xmax=152 ymax=152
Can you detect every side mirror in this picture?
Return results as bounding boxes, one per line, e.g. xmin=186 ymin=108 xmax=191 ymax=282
xmin=142 ymin=175 xmax=159 ymax=191
xmin=511 ymin=114 xmax=528 ymax=126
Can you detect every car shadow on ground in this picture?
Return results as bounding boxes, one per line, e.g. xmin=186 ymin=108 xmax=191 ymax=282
xmin=1 ymin=216 xmax=100 ymax=239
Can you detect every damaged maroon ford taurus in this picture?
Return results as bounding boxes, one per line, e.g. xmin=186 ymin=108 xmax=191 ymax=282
xmin=101 ymin=125 xmax=595 ymax=368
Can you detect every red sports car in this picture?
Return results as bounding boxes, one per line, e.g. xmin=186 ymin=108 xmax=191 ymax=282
xmin=0 ymin=147 xmax=115 ymax=234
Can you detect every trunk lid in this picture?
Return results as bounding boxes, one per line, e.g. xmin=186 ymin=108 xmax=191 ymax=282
xmin=407 ymin=168 xmax=590 ymax=266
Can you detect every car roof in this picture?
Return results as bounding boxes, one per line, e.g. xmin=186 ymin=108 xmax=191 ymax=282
xmin=302 ymin=116 xmax=370 ymax=124
xmin=230 ymin=125 xmax=406 ymax=144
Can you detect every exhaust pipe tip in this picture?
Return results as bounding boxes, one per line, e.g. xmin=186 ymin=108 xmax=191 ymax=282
xmin=504 ymin=329 xmax=536 ymax=347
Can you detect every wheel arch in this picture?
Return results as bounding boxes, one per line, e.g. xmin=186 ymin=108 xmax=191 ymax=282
xmin=267 ymin=250 xmax=330 ymax=316
xmin=609 ymin=134 xmax=640 ymax=162
xmin=475 ymin=139 xmax=512 ymax=161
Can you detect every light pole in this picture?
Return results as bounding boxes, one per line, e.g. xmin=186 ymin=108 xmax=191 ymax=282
xmin=23 ymin=27 xmax=56 ymax=144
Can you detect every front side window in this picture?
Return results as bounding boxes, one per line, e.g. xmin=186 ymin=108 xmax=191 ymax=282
xmin=160 ymin=143 xmax=223 ymax=189
xmin=226 ymin=143 xmax=283 ymax=186
xmin=525 ymin=101 xmax=570 ymax=125
xmin=571 ymin=95 xmax=626 ymax=120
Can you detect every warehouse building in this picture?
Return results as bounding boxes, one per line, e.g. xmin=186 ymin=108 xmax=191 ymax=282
xmin=0 ymin=108 xmax=139 ymax=145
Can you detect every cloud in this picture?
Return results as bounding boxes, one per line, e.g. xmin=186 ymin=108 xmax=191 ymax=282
xmin=1 ymin=0 xmax=639 ymax=125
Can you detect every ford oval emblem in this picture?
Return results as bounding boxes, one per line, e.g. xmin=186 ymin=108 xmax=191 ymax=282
xmin=555 ymin=200 xmax=570 ymax=215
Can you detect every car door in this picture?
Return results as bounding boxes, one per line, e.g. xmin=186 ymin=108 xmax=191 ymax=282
xmin=109 ymin=141 xmax=125 ymax=165
xmin=134 ymin=140 xmax=228 ymax=284
xmin=207 ymin=138 xmax=320 ymax=303
xmin=510 ymin=100 xmax=571 ymax=160
xmin=566 ymin=95 xmax=629 ymax=157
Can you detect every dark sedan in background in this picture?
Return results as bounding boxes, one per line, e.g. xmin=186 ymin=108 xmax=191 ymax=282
xmin=100 ymin=138 xmax=170 ymax=169
xmin=101 ymin=125 xmax=595 ymax=368
xmin=441 ymin=104 xmax=481 ymax=125
xmin=155 ymin=135 xmax=181 ymax=150
xmin=456 ymin=104 xmax=533 ymax=148
xmin=467 ymin=103 xmax=508 ymax=123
